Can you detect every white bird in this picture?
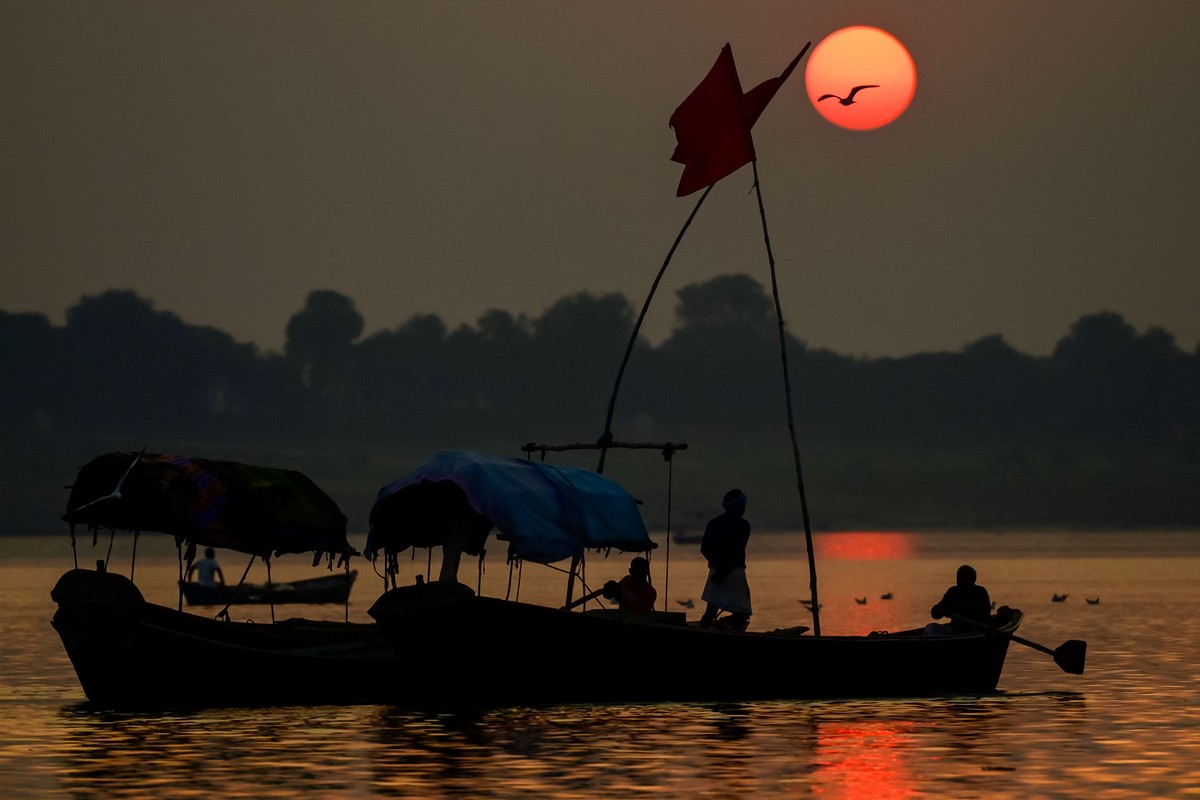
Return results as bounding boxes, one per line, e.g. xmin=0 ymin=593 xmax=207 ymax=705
xmin=818 ymin=85 xmax=880 ymax=106
xmin=70 ymin=450 xmax=143 ymax=514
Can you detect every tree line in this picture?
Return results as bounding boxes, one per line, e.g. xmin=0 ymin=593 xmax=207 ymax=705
xmin=2 ymin=276 xmax=1197 ymax=531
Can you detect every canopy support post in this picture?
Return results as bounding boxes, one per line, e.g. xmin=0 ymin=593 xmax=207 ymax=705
xmin=564 ymin=550 xmax=583 ymax=609
xmin=217 ymin=553 xmax=259 ymax=622
xmin=267 ymin=558 xmax=275 ymax=624
xmin=663 ymin=449 xmax=674 ymax=613
xmin=130 ymin=530 xmax=139 ymax=584
xmin=177 ymin=541 xmax=184 ymax=612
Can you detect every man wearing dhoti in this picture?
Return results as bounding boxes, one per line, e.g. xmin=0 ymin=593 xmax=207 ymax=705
xmin=699 ymin=489 xmax=752 ymax=630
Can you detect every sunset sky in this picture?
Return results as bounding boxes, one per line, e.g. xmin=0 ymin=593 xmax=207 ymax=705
xmin=3 ymin=2 xmax=1197 ymax=357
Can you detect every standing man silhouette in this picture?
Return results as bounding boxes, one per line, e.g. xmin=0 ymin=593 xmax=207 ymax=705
xmin=699 ymin=489 xmax=752 ymax=631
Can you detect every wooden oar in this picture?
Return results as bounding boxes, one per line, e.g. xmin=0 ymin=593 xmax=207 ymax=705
xmin=561 ymin=585 xmax=608 ymax=611
xmin=948 ymin=612 xmax=1087 ymax=675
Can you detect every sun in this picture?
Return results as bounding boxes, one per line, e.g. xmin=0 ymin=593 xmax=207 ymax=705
xmin=805 ymin=26 xmax=916 ymax=131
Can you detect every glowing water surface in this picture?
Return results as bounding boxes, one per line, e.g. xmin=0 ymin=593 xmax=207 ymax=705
xmin=2 ymin=530 xmax=1198 ymax=799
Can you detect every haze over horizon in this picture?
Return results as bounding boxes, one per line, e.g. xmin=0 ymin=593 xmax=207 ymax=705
xmin=4 ymin=2 xmax=1198 ymax=358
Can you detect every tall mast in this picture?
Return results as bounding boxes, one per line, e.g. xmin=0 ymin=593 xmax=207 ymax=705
xmin=752 ymin=160 xmax=821 ymax=636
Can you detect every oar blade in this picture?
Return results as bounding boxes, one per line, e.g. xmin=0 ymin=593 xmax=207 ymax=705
xmin=1053 ymin=639 xmax=1087 ymax=675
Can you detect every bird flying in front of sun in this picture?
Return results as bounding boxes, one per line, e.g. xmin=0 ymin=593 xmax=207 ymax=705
xmin=805 ymin=26 xmax=916 ymax=130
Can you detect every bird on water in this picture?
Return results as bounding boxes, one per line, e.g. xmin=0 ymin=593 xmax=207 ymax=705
xmin=818 ymin=85 xmax=880 ymax=105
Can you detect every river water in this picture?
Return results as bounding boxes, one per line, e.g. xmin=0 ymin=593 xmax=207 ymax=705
xmin=2 ymin=529 xmax=1198 ymax=798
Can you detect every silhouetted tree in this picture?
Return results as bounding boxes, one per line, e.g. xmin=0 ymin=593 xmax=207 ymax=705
xmin=956 ymin=334 xmax=1045 ymax=441
xmin=284 ymin=290 xmax=363 ymax=401
xmin=653 ymin=275 xmax=781 ymax=433
xmin=0 ymin=311 xmax=62 ymax=435
xmin=51 ymin=290 xmax=264 ymax=439
xmin=3 ymin=282 xmax=1199 ymax=530
xmin=350 ymin=313 xmax=451 ymax=442
xmin=527 ymin=291 xmax=638 ymax=437
xmin=443 ymin=310 xmax=535 ymax=431
xmin=1051 ymin=311 xmax=1191 ymax=442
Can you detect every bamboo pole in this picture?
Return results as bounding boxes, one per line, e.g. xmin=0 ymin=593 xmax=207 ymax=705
xmin=751 ymin=160 xmax=821 ymax=636
xmin=597 ymin=184 xmax=713 ymax=474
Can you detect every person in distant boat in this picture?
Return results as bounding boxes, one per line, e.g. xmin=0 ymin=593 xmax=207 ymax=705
xmin=186 ymin=547 xmax=225 ymax=588
xmin=699 ymin=489 xmax=752 ymax=631
xmin=601 ymin=556 xmax=657 ymax=612
xmin=925 ymin=564 xmax=991 ymax=636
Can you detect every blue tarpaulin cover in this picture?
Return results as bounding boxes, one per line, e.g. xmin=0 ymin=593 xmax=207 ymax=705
xmin=366 ymin=451 xmax=652 ymax=564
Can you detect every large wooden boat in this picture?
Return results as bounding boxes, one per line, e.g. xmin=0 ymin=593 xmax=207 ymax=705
xmin=52 ymin=451 xmax=380 ymax=708
xmin=362 ymin=450 xmax=1028 ymax=706
xmin=367 ymin=580 xmax=1023 ymax=706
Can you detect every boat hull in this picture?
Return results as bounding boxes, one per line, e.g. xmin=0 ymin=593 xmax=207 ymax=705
xmin=52 ymin=569 xmax=1018 ymax=709
xmin=367 ymin=582 xmax=1019 ymax=706
xmin=51 ymin=569 xmax=394 ymax=708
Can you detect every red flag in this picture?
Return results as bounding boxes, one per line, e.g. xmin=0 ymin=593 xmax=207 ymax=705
xmin=669 ymin=43 xmax=809 ymax=197
xmin=743 ymin=43 xmax=809 ymax=129
xmin=669 ymin=45 xmax=754 ymax=198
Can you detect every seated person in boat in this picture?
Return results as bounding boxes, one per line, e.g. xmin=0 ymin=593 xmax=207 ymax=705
xmin=602 ymin=556 xmax=657 ymax=612
xmin=185 ymin=547 xmax=225 ymax=588
xmin=699 ymin=489 xmax=752 ymax=631
xmin=925 ymin=564 xmax=991 ymax=636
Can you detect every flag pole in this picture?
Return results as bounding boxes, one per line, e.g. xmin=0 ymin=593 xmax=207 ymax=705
xmin=597 ymin=183 xmax=714 ymax=474
xmin=751 ymin=160 xmax=821 ymax=636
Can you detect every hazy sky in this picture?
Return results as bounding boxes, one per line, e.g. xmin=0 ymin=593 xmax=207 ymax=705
xmin=4 ymin=2 xmax=1198 ymax=357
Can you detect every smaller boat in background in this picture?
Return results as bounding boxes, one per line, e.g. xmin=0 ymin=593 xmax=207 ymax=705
xmin=1052 ymin=593 xmax=1069 ymax=602
xmin=181 ymin=571 xmax=356 ymax=606
xmin=670 ymin=527 xmax=703 ymax=545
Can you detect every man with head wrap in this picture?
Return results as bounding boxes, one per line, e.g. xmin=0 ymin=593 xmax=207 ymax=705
xmin=699 ymin=488 xmax=752 ymax=630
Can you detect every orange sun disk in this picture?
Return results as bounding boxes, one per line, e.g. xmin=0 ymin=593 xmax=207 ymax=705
xmin=805 ymin=26 xmax=917 ymax=131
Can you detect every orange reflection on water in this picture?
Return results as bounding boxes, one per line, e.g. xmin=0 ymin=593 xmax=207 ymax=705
xmin=812 ymin=720 xmax=916 ymax=800
xmin=817 ymin=532 xmax=916 ymax=561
